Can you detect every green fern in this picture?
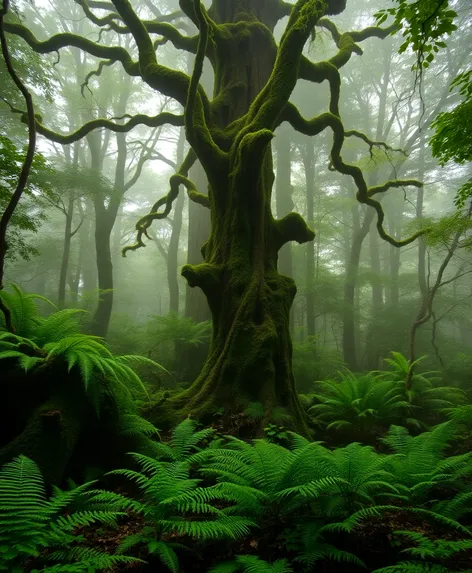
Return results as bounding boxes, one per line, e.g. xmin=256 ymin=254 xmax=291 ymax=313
xmin=308 ymin=370 xmax=409 ymax=436
xmin=96 ymin=445 xmax=256 ymax=572
xmin=377 ymin=352 xmax=465 ymax=418
xmin=0 ymin=286 xmax=166 ymax=416
xmin=381 ymin=422 xmax=472 ymax=505
xmin=150 ymin=417 xmax=217 ymax=464
xmin=0 ymin=284 xmax=54 ymax=338
xmin=372 ymin=564 xmax=449 ymax=572
xmin=208 ymin=555 xmax=293 ymax=573
xmin=371 ymin=530 xmax=472 ymax=572
xmin=0 ymin=455 xmax=143 ymax=572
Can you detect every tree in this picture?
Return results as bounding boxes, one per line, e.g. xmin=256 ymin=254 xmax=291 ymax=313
xmin=0 ymin=0 xmax=37 ymax=332
xmin=5 ymin=0 xmax=425 ymax=432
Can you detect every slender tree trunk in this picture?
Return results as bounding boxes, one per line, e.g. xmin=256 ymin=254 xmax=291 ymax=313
xmin=343 ymin=206 xmax=375 ymax=370
xmin=343 ymin=40 xmax=394 ymax=370
xmin=366 ymin=217 xmax=383 ymax=369
xmin=302 ymin=140 xmax=316 ymax=337
xmin=89 ymin=79 xmax=130 ymax=337
xmin=58 ymin=193 xmax=74 ymax=309
xmin=386 ymin=182 xmax=403 ymax=308
xmin=167 ymin=127 xmax=186 ymax=314
xmin=417 ymin=133 xmax=427 ymax=296
xmin=79 ymin=202 xmax=96 ymax=298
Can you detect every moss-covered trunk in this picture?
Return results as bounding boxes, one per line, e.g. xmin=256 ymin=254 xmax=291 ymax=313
xmin=171 ymin=1 xmax=319 ymax=434
xmin=178 ymin=158 xmax=308 ymax=433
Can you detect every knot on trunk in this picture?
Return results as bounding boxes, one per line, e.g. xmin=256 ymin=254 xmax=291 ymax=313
xmin=182 ymin=262 xmax=222 ymax=295
xmin=274 ymin=212 xmax=315 ymax=250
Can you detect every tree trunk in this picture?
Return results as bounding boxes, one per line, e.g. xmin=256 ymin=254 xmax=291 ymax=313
xmin=174 ymin=3 xmax=312 ymax=432
xmin=302 ymin=140 xmax=316 ymax=337
xmin=185 ymin=161 xmax=211 ymax=323
xmin=275 ymin=125 xmax=293 ymax=279
xmin=177 ymin=151 xmax=309 ymax=433
xmin=180 ymin=161 xmax=212 ymax=382
xmin=343 ymin=206 xmax=374 ymax=370
xmin=79 ymin=202 xmax=96 ymax=299
xmin=417 ymin=133 xmax=427 ymax=296
xmin=58 ymin=192 xmax=74 ymax=309
xmin=167 ymin=127 xmax=186 ymax=314
xmin=366 ymin=217 xmax=383 ymax=369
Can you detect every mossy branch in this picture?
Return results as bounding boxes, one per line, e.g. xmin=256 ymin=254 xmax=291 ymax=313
xmin=231 ymin=129 xmax=275 ymax=187
xmin=7 ymin=104 xmax=183 ymax=145
xmin=368 ymin=180 xmax=423 ymax=197
xmin=4 ymin=21 xmax=141 ymax=77
xmin=122 ymin=150 xmax=208 ymax=257
xmin=74 ymin=0 xmax=197 ymax=52
xmin=245 ymin=0 xmax=327 ymax=132
xmin=282 ymin=101 xmax=426 ymax=248
xmin=317 ymin=17 xmax=397 ymax=47
xmin=275 ymin=212 xmax=316 ymax=250
xmin=181 ymin=262 xmax=222 ymax=295
xmin=41 ymin=112 xmax=183 ymax=145
xmin=81 ymin=60 xmax=115 ymax=96
xmin=299 ymin=20 xmax=397 ymax=83
xmin=185 ymin=0 xmax=227 ymax=171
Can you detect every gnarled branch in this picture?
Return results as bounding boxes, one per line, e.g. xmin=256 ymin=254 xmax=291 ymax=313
xmin=9 ymin=108 xmax=184 ymax=145
xmin=122 ymin=149 xmax=208 ymax=257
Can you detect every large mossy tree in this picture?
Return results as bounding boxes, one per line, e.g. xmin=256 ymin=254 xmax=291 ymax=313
xmin=5 ymin=0 xmax=424 ymax=432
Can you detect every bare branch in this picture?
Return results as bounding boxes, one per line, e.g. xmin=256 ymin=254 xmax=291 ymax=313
xmin=122 ymin=149 xmax=209 ymax=257
xmin=345 ymin=129 xmax=407 ymax=158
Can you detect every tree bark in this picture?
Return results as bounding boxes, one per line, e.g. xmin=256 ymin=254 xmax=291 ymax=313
xmin=302 ymin=139 xmax=316 ymax=338
xmin=417 ymin=133 xmax=427 ymax=296
xmin=173 ymin=3 xmax=313 ymax=432
xmin=58 ymin=192 xmax=74 ymax=309
xmin=89 ymin=77 xmax=131 ymax=338
xmin=167 ymin=127 xmax=186 ymax=314
xmin=275 ymin=125 xmax=293 ymax=279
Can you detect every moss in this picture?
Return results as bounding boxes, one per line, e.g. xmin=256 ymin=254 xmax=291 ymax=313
xmin=0 ymin=392 xmax=83 ymax=485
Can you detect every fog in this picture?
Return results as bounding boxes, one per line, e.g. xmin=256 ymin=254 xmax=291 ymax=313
xmin=1 ymin=1 xmax=472 ymax=570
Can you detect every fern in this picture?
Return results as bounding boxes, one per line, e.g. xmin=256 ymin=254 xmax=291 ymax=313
xmin=0 ymin=455 xmax=142 ymax=572
xmin=208 ymin=555 xmax=293 ymax=573
xmin=371 ymin=530 xmax=472 ymax=573
xmin=381 ymin=422 xmax=472 ymax=504
xmin=150 ymin=417 xmax=217 ymax=465
xmin=101 ymin=442 xmax=257 ymax=572
xmin=377 ymin=352 xmax=465 ymax=418
xmin=308 ymin=370 xmax=409 ymax=436
xmin=0 ymin=286 xmax=166 ymax=418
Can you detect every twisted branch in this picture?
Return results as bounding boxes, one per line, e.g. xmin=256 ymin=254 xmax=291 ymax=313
xmin=8 ymin=106 xmax=183 ymax=145
xmin=281 ymin=100 xmax=424 ymax=248
xmin=122 ymin=149 xmax=208 ymax=257
xmin=74 ymin=0 xmax=197 ymax=52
